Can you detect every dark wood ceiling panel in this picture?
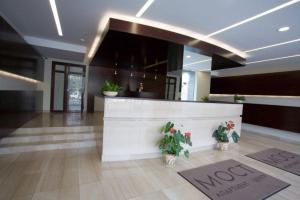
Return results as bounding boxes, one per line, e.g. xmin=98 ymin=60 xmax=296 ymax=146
xmin=93 ymin=18 xmax=246 ymax=69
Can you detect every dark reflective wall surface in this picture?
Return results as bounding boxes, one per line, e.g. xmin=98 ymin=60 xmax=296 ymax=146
xmin=0 ymin=16 xmax=44 ymax=80
xmin=88 ymin=30 xmax=183 ymax=111
xmin=0 ymin=16 xmax=44 ymax=138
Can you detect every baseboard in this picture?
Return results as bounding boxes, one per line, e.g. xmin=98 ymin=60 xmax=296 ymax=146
xmin=101 ymin=144 xmax=215 ymax=162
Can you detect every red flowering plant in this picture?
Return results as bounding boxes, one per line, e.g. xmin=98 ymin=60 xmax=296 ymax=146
xmin=212 ymin=121 xmax=240 ymax=143
xmin=157 ymin=122 xmax=192 ymax=158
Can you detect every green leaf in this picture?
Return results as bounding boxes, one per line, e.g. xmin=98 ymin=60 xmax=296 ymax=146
xmin=231 ymin=131 xmax=240 ymax=143
xmin=184 ymin=150 xmax=189 ymax=159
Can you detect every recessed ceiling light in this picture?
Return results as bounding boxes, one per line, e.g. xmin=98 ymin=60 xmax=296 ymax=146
xmin=49 ymin=0 xmax=63 ymax=36
xmin=245 ymin=38 xmax=300 ymax=53
xmin=206 ymin=0 xmax=300 ymax=38
xmin=186 ymin=55 xmax=191 ymax=58
xmin=136 ymin=0 xmax=155 ymax=18
xmin=247 ymin=54 xmax=300 ymax=64
xmin=278 ymin=26 xmax=290 ymax=32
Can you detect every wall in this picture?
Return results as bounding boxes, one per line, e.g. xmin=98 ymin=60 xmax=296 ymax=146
xmin=87 ymin=66 xmax=167 ymax=112
xmin=0 ymin=76 xmax=37 ymax=90
xmin=0 ymin=15 xmax=44 ymax=138
xmin=210 ymin=69 xmax=300 ymax=134
xmin=195 ymin=71 xmax=211 ymax=101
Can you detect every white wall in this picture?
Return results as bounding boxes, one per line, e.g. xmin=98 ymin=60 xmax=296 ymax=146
xmin=195 ymin=71 xmax=211 ymax=101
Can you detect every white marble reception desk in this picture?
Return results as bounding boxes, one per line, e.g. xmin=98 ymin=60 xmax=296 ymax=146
xmin=102 ymin=97 xmax=243 ymax=161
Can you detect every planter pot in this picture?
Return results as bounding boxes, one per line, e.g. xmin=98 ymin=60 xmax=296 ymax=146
xmin=218 ymin=142 xmax=229 ymax=151
xmin=103 ymin=91 xmax=118 ymax=97
xmin=164 ymin=154 xmax=177 ymax=167
xmin=236 ymin=100 xmax=245 ymax=104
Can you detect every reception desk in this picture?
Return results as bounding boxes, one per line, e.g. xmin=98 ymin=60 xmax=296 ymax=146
xmin=102 ymin=97 xmax=243 ymax=161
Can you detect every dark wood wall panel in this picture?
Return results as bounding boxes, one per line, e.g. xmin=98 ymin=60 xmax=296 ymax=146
xmin=0 ymin=91 xmax=43 ymax=138
xmin=87 ymin=66 xmax=166 ymax=112
xmin=0 ymin=16 xmax=44 ymax=81
xmin=211 ymin=70 xmax=300 ymax=96
xmin=243 ymin=104 xmax=300 ymax=133
xmin=1 ymin=16 xmax=44 ymax=138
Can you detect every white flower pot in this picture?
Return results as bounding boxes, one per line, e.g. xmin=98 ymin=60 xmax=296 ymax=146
xmin=236 ymin=100 xmax=244 ymax=104
xmin=103 ymin=91 xmax=118 ymax=97
xmin=218 ymin=142 xmax=229 ymax=151
xmin=164 ymin=154 xmax=177 ymax=167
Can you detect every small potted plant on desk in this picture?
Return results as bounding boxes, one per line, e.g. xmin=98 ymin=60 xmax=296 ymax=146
xmin=157 ymin=122 xmax=192 ymax=167
xmin=212 ymin=121 xmax=240 ymax=151
xmin=234 ymin=94 xmax=245 ymax=103
xmin=101 ymin=81 xmax=120 ymax=97
xmin=201 ymin=96 xmax=210 ymax=102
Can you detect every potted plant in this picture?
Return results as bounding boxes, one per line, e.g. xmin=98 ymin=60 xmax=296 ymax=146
xmin=212 ymin=121 xmax=240 ymax=151
xmin=234 ymin=94 xmax=245 ymax=103
xmin=101 ymin=81 xmax=121 ymax=97
xmin=157 ymin=122 xmax=192 ymax=167
xmin=201 ymin=96 xmax=209 ymax=102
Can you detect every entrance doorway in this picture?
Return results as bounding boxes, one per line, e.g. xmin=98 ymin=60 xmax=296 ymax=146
xmin=51 ymin=62 xmax=86 ymax=112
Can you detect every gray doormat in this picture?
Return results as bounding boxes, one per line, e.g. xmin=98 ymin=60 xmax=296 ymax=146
xmin=246 ymin=148 xmax=300 ymax=176
xmin=178 ymin=159 xmax=290 ymax=200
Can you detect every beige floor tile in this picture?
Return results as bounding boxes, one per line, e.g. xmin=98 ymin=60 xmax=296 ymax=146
xmin=100 ymin=178 xmax=126 ymax=200
xmin=64 ymin=157 xmax=79 ymax=171
xmin=79 ymin=163 xmax=100 ymax=185
xmin=129 ymin=191 xmax=169 ymax=200
xmin=0 ymin=132 xmax=299 ymax=200
xmin=13 ymin=173 xmax=42 ymax=198
xmin=61 ymin=169 xmax=79 ymax=188
xmin=36 ymin=172 xmax=63 ymax=193
xmin=79 ymin=182 xmax=103 ymax=200
xmin=58 ymin=185 xmax=80 ymax=200
xmin=11 ymin=194 xmax=33 ymax=200
xmin=163 ymin=184 xmax=209 ymax=200
xmin=46 ymin=157 xmax=65 ymax=174
xmin=32 ymin=190 xmax=59 ymax=200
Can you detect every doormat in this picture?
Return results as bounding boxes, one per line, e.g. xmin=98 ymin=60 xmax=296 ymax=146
xmin=246 ymin=148 xmax=300 ymax=176
xmin=178 ymin=159 xmax=290 ymax=200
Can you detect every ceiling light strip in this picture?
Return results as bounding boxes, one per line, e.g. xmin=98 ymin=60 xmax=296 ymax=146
xmin=0 ymin=70 xmax=39 ymax=83
xmin=245 ymin=38 xmax=300 ymax=53
xmin=136 ymin=0 xmax=155 ymax=17
xmin=247 ymin=54 xmax=300 ymax=64
xmin=49 ymin=0 xmax=63 ymax=36
xmin=206 ymin=0 xmax=300 ymax=38
xmin=88 ymin=36 xmax=101 ymax=58
xmin=183 ymin=59 xmax=211 ymax=67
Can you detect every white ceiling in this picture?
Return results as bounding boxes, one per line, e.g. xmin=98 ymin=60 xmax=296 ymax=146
xmin=0 ymin=0 xmax=299 ymax=73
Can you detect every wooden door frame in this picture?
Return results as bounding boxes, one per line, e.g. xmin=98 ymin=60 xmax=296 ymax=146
xmin=50 ymin=61 xmax=86 ymax=112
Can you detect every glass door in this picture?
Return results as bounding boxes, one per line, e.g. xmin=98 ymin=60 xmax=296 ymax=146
xmin=67 ymin=67 xmax=85 ymax=112
xmin=51 ymin=62 xmax=85 ymax=112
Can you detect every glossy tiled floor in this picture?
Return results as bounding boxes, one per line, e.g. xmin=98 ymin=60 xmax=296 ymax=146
xmin=21 ymin=112 xmax=103 ymax=128
xmin=0 ymin=132 xmax=299 ymax=200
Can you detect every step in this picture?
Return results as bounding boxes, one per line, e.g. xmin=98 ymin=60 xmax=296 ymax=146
xmin=0 ymin=131 xmax=102 ymax=145
xmin=13 ymin=126 xmax=103 ymax=135
xmin=0 ymin=139 xmax=101 ymax=155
